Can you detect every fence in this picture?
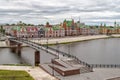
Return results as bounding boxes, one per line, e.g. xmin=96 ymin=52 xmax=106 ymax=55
xmin=90 ymin=64 xmax=120 ymax=68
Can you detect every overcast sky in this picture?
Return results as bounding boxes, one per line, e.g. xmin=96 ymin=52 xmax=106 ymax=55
xmin=0 ymin=0 xmax=120 ymax=25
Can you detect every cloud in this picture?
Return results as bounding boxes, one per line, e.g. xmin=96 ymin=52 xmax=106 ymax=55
xmin=0 ymin=0 xmax=120 ymax=25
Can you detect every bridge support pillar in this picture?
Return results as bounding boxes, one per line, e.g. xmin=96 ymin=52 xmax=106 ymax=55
xmin=35 ymin=50 xmax=40 ymax=66
xmin=10 ymin=47 xmax=17 ymax=53
xmin=16 ymin=43 xmax=22 ymax=56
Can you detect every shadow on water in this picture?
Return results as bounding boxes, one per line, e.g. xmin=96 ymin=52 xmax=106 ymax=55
xmin=0 ymin=46 xmax=56 ymax=66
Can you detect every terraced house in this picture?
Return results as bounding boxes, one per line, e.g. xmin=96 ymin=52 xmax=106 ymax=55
xmin=3 ymin=20 xmax=120 ymax=38
xmin=10 ymin=26 xmax=38 ymax=38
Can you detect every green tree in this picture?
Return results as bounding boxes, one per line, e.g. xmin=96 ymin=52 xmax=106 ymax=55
xmin=0 ymin=26 xmax=5 ymax=34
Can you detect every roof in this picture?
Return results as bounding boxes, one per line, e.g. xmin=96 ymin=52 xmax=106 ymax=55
xmin=11 ymin=26 xmax=21 ymax=31
xmin=66 ymin=21 xmax=72 ymax=27
xmin=53 ymin=25 xmax=60 ymax=30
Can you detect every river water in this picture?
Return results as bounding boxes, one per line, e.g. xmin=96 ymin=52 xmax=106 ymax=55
xmin=0 ymin=38 xmax=120 ymax=65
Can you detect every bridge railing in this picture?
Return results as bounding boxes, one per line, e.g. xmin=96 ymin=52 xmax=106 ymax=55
xmin=45 ymin=46 xmax=92 ymax=69
xmin=90 ymin=64 xmax=120 ymax=68
xmin=9 ymin=37 xmax=120 ymax=70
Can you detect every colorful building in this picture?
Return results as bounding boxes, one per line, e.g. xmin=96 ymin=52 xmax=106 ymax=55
xmin=9 ymin=26 xmax=38 ymax=38
xmin=4 ymin=20 xmax=120 ymax=38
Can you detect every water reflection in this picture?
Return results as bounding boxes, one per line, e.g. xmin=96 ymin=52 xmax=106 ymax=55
xmin=52 ymin=38 xmax=120 ymax=64
xmin=0 ymin=48 xmax=21 ymax=64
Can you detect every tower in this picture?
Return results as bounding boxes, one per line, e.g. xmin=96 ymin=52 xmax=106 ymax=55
xmin=46 ymin=22 xmax=49 ymax=27
xmin=63 ymin=19 xmax=67 ymax=29
xmin=114 ymin=21 xmax=117 ymax=27
xmin=63 ymin=19 xmax=67 ymax=36
xmin=72 ymin=19 xmax=74 ymax=30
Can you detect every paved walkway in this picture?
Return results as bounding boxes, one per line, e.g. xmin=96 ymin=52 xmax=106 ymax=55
xmin=56 ymin=68 xmax=120 ymax=80
xmin=30 ymin=35 xmax=109 ymax=44
xmin=1 ymin=34 xmax=120 ymax=47
xmin=0 ymin=65 xmax=58 ymax=80
xmin=28 ymin=34 xmax=120 ymax=45
xmin=0 ymin=41 xmax=7 ymax=48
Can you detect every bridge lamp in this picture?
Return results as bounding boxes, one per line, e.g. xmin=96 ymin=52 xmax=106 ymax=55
xmin=56 ymin=41 xmax=59 ymax=59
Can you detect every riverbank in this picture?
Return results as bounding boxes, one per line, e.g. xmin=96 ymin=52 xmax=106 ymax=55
xmin=0 ymin=41 xmax=7 ymax=48
xmin=32 ymin=35 xmax=109 ymax=45
xmin=1 ymin=34 xmax=120 ymax=48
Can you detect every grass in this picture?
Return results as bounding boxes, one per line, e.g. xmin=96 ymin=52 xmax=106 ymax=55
xmin=0 ymin=70 xmax=34 ymax=80
xmin=2 ymin=64 xmax=31 ymax=66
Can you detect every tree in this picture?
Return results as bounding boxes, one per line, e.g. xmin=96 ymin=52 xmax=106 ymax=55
xmin=5 ymin=24 xmax=10 ymax=26
xmin=0 ymin=26 xmax=5 ymax=34
xmin=11 ymin=24 xmax=16 ymax=26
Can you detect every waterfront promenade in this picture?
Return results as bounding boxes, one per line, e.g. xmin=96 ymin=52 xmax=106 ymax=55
xmin=57 ymin=68 xmax=120 ymax=80
xmin=31 ymin=35 xmax=109 ymax=45
xmin=1 ymin=34 xmax=120 ymax=48
xmin=0 ymin=65 xmax=120 ymax=80
xmin=0 ymin=41 xmax=7 ymax=48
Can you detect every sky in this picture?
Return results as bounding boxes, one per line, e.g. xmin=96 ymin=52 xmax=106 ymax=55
xmin=0 ymin=0 xmax=120 ymax=26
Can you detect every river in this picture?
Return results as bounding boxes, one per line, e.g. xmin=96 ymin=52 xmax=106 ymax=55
xmin=0 ymin=38 xmax=120 ymax=65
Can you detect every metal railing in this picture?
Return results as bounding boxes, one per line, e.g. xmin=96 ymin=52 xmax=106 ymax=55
xmin=90 ymin=64 xmax=120 ymax=68
xmin=8 ymin=36 xmax=120 ymax=70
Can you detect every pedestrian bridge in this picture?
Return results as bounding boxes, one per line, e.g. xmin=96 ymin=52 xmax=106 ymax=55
xmin=6 ymin=36 xmax=120 ymax=75
xmin=7 ymin=36 xmax=91 ymax=66
xmin=8 ymin=36 xmax=120 ymax=68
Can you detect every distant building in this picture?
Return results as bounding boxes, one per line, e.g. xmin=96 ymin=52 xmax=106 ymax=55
xmin=38 ymin=26 xmax=45 ymax=38
xmin=4 ymin=20 xmax=120 ymax=38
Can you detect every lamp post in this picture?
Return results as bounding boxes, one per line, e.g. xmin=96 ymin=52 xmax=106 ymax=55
xmin=52 ymin=58 xmax=54 ymax=76
xmin=68 ymin=44 xmax=71 ymax=55
xmin=46 ymin=38 xmax=48 ymax=53
xmin=56 ymin=41 xmax=59 ymax=59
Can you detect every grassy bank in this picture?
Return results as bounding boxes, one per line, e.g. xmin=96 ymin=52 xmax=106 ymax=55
xmin=0 ymin=70 xmax=34 ymax=80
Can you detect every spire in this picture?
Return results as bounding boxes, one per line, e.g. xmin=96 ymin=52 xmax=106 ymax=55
xmin=114 ymin=21 xmax=117 ymax=27
xmin=100 ymin=23 xmax=102 ymax=26
xmin=64 ymin=19 xmax=66 ymax=23
xmin=104 ymin=23 xmax=106 ymax=27
xmin=46 ymin=22 xmax=49 ymax=27
xmin=79 ymin=17 xmax=81 ymax=23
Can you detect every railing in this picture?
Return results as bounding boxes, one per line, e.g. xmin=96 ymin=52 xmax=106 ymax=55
xmin=9 ymin=37 xmax=93 ymax=69
xmin=90 ymin=64 xmax=120 ymax=68
xmin=40 ymin=44 xmax=93 ymax=69
xmin=8 ymin=36 xmax=120 ymax=70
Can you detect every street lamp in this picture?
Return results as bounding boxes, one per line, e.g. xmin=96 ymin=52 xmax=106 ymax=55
xmin=68 ymin=44 xmax=71 ymax=55
xmin=46 ymin=38 xmax=48 ymax=53
xmin=52 ymin=58 xmax=54 ymax=76
xmin=56 ymin=41 xmax=59 ymax=59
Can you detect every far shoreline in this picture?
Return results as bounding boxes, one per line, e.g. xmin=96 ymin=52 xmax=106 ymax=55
xmin=0 ymin=34 xmax=120 ymax=48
